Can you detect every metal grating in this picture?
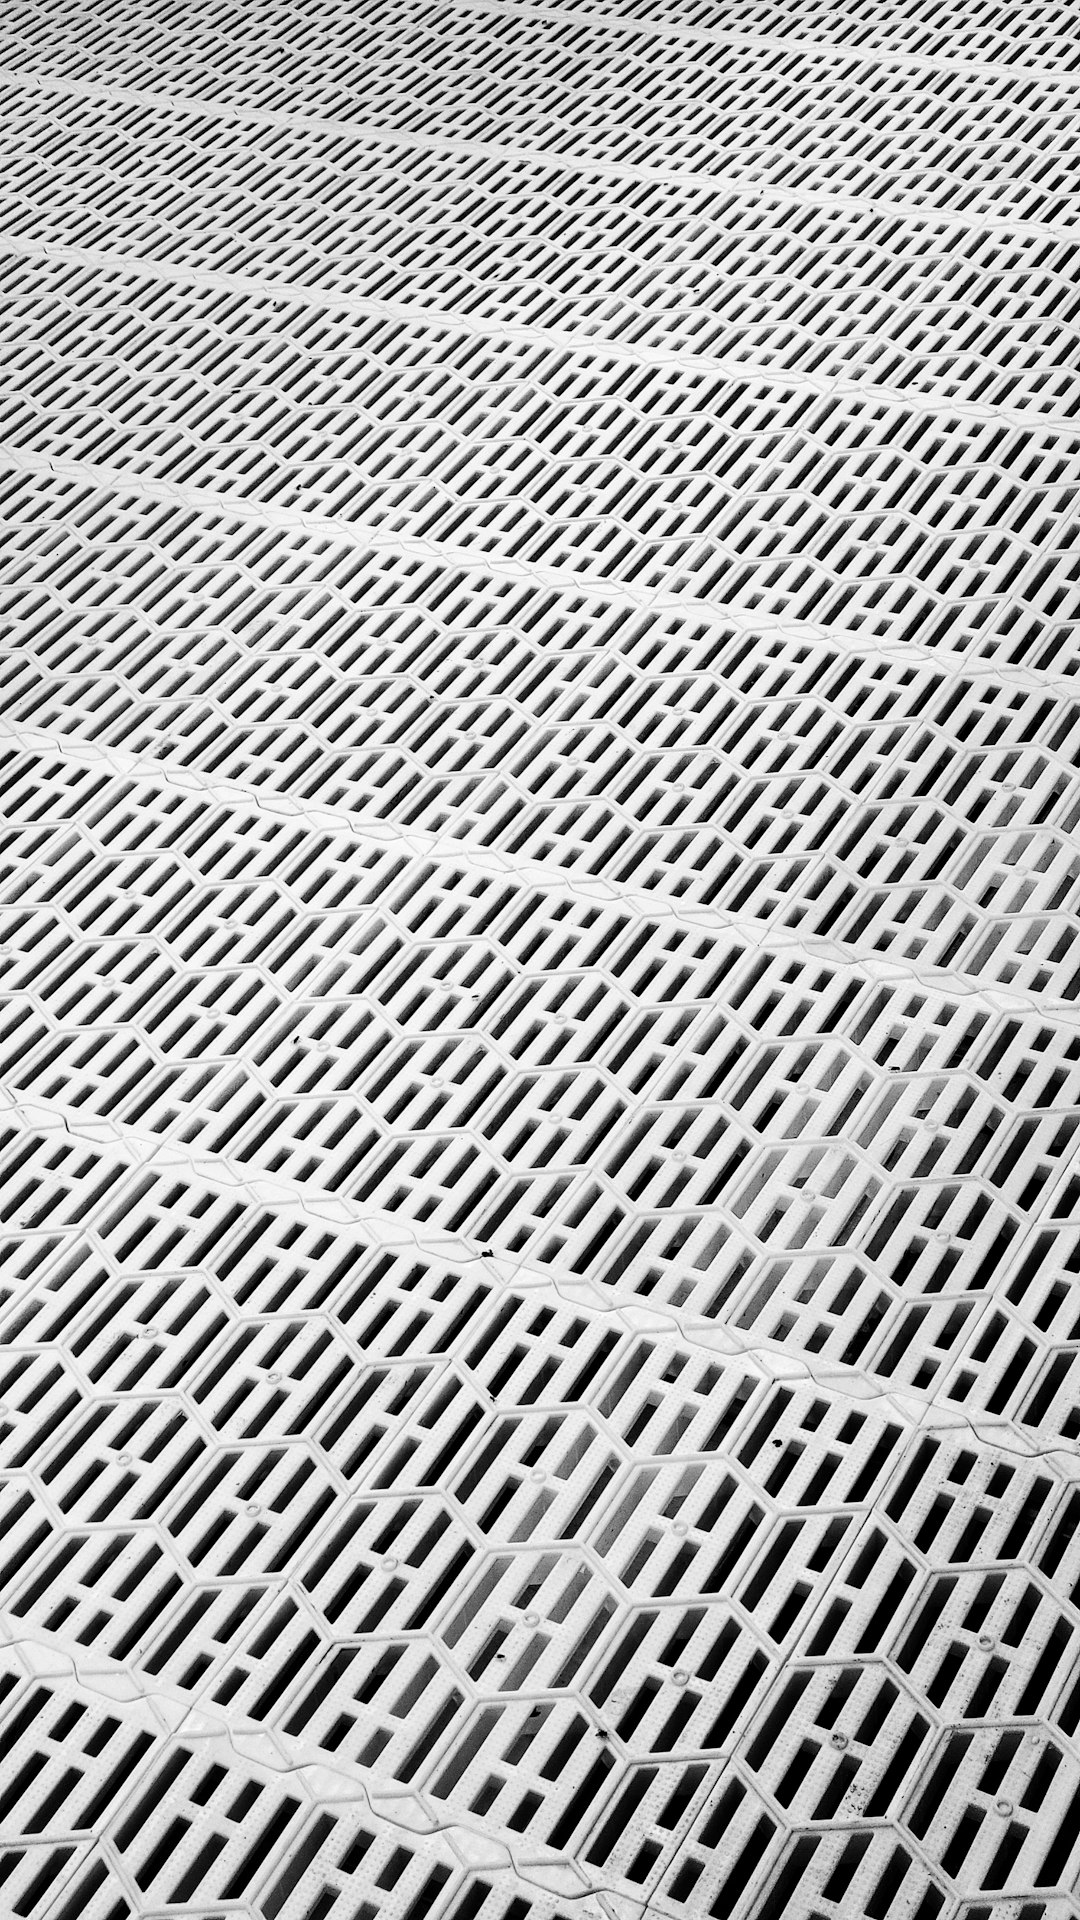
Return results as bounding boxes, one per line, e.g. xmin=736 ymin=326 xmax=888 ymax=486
xmin=0 ymin=0 xmax=1079 ymax=1915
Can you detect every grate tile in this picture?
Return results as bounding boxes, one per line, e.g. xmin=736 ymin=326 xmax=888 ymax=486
xmin=1 ymin=0 xmax=1080 ymax=1911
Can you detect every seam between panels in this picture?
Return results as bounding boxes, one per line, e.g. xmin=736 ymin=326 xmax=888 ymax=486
xmin=4 ymin=719 xmax=1080 ymax=1030
xmin=2 ymin=235 xmax=1077 ymax=438
xmin=1 ymin=67 xmax=1078 ymax=240
xmin=0 ymin=1088 xmax=1067 ymax=1457
xmin=392 ymin=0 xmax=1080 ymax=83
xmin=1 ymin=447 xmax=1077 ymax=694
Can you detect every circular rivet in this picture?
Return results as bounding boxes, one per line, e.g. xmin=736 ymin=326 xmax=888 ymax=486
xmin=673 ymin=1669 xmax=689 ymax=1687
xmin=117 ymin=1454 xmax=131 ymax=1466
xmin=142 ymin=1327 xmax=158 ymax=1338
xmin=267 ymin=1371 xmax=280 ymax=1383
xmin=978 ymin=1634 xmax=995 ymax=1651
xmin=524 ymin=1613 xmax=540 ymax=1628
xmin=673 ymin=1520 xmax=689 ymax=1536
xmin=830 ymin=1731 xmax=849 ymax=1750
xmin=431 ymin=1078 xmax=444 ymax=1088
xmin=995 ymin=1798 xmax=1013 ymax=1817
xmin=382 ymin=1557 xmax=398 ymax=1572
xmin=246 ymin=1504 xmax=261 ymax=1516
xmin=529 ymin=1468 xmax=547 ymax=1483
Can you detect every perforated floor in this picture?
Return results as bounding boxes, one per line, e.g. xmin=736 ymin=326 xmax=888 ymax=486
xmin=1 ymin=1 xmax=1079 ymax=1916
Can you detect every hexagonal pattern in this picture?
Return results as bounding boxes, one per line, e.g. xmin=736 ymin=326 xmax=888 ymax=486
xmin=1 ymin=0 xmax=1079 ymax=1914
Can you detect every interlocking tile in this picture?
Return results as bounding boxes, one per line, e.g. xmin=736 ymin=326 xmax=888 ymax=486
xmin=0 ymin=0 xmax=1078 ymax=1913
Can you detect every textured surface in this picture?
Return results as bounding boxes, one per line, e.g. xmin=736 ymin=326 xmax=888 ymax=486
xmin=1 ymin=0 xmax=1080 ymax=1916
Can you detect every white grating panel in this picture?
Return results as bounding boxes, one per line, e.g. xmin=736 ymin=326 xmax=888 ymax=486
xmin=1 ymin=0 xmax=1080 ymax=1915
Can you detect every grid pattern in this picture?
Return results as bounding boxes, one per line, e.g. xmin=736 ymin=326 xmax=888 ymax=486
xmin=1 ymin=0 xmax=1079 ymax=1915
